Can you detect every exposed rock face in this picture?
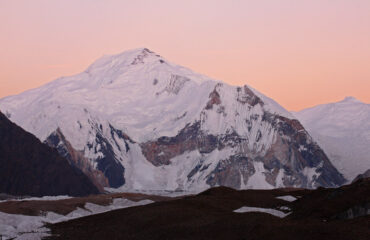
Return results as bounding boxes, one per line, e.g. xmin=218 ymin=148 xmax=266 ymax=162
xmin=131 ymin=48 xmax=153 ymax=65
xmin=45 ymin=128 xmax=109 ymax=191
xmin=261 ymin=115 xmax=345 ymax=188
xmin=141 ymin=122 xmax=232 ymax=166
xmin=160 ymin=75 xmax=190 ymax=95
xmin=140 ymin=109 xmax=344 ymax=189
xmin=206 ymin=84 xmax=222 ymax=110
xmin=0 ymin=112 xmax=99 ymax=197
xmin=236 ymin=85 xmax=264 ymax=107
xmin=0 ymin=48 xmax=346 ymax=191
xmin=45 ymin=123 xmax=127 ymax=189
xmin=206 ymin=155 xmax=255 ymax=188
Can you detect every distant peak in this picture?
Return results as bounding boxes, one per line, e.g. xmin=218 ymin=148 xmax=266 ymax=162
xmin=130 ymin=48 xmax=160 ymax=65
xmin=121 ymin=47 xmax=157 ymax=57
xmin=340 ymin=96 xmax=362 ymax=103
xmin=141 ymin=48 xmax=155 ymax=54
xmin=85 ymin=48 xmax=162 ymax=73
xmin=111 ymin=47 xmax=155 ymax=55
xmin=111 ymin=47 xmax=160 ymax=62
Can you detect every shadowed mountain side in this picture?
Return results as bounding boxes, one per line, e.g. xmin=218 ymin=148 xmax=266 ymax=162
xmin=0 ymin=111 xmax=100 ymax=197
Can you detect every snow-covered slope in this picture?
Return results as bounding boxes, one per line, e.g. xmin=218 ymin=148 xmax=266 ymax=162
xmin=294 ymin=97 xmax=370 ymax=181
xmin=0 ymin=48 xmax=345 ymax=191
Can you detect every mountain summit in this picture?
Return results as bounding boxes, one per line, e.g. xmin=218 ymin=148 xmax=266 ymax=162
xmin=0 ymin=48 xmax=345 ymax=191
xmin=341 ymin=96 xmax=362 ymax=103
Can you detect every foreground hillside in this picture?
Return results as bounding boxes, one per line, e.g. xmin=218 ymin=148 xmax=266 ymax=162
xmin=0 ymin=111 xmax=99 ymax=197
xmin=44 ymin=178 xmax=370 ymax=240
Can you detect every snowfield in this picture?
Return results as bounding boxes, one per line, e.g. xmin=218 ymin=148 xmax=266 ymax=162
xmin=0 ymin=198 xmax=153 ymax=240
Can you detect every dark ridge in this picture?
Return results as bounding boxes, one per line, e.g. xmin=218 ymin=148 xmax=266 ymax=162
xmin=288 ymin=177 xmax=370 ymax=220
xmin=198 ymin=186 xmax=237 ymax=196
xmin=352 ymin=169 xmax=370 ymax=183
xmin=0 ymin=111 xmax=100 ymax=197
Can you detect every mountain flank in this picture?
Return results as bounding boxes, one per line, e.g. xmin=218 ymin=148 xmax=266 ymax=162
xmin=0 ymin=111 xmax=100 ymax=197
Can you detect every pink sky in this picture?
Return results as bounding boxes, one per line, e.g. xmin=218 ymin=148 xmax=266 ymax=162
xmin=1 ymin=0 xmax=369 ymax=111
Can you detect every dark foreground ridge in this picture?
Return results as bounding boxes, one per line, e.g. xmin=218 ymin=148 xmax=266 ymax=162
xmin=0 ymin=111 xmax=99 ymax=197
xmin=47 ymin=178 xmax=370 ymax=240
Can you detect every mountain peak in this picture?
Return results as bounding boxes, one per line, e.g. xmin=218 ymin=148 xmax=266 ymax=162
xmin=85 ymin=48 xmax=162 ymax=74
xmin=340 ymin=96 xmax=361 ymax=103
xmin=107 ymin=47 xmax=159 ymax=60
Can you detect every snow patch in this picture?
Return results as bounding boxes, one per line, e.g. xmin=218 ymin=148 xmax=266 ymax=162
xmin=298 ymin=145 xmax=307 ymax=152
xmin=278 ymin=206 xmax=291 ymax=211
xmin=276 ymin=195 xmax=297 ymax=202
xmin=0 ymin=195 xmax=72 ymax=203
xmin=302 ymin=167 xmax=320 ymax=183
xmin=246 ymin=162 xmax=274 ymax=189
xmin=234 ymin=206 xmax=290 ymax=218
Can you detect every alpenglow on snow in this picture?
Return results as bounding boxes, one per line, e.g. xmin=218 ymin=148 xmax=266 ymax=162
xmin=0 ymin=48 xmax=345 ymax=192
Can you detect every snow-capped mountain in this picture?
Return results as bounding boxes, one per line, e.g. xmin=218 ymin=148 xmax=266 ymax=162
xmin=294 ymin=97 xmax=370 ymax=181
xmin=0 ymin=48 xmax=345 ymax=191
